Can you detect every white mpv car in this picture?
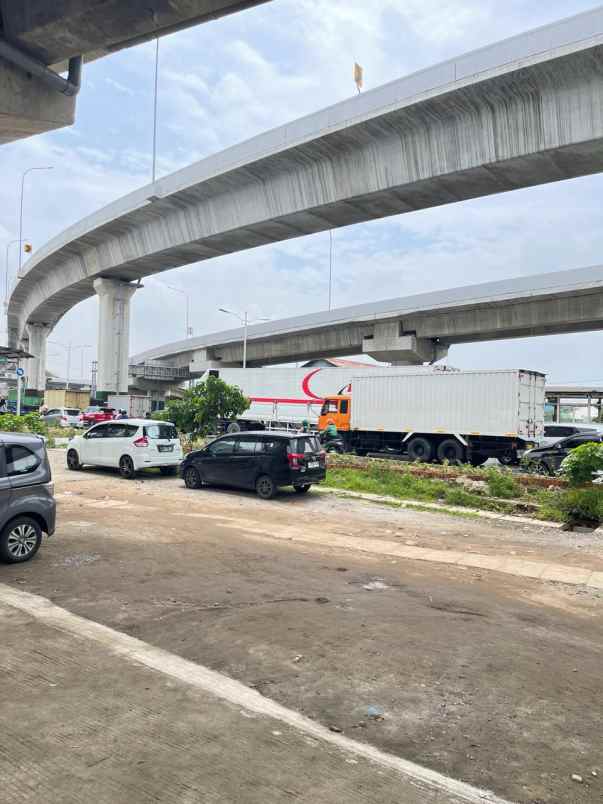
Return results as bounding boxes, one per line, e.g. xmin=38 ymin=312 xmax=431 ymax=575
xmin=66 ymin=419 xmax=182 ymax=478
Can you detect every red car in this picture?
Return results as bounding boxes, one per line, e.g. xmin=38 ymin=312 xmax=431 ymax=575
xmin=79 ymin=406 xmax=116 ymax=428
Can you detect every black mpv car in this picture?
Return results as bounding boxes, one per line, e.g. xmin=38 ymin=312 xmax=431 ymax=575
xmin=181 ymin=431 xmax=327 ymax=499
xmin=523 ymin=432 xmax=603 ymax=476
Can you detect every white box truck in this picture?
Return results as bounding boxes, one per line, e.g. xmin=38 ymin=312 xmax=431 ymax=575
xmin=316 ymin=369 xmax=545 ymax=465
xmin=202 ymin=365 xmax=455 ymax=431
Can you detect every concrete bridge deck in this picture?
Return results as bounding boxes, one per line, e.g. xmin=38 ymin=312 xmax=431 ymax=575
xmin=130 ymin=264 xmax=603 ymax=371
xmin=10 ymin=5 xmax=603 ymax=390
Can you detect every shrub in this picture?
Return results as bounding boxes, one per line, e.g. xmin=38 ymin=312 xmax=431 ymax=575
xmin=558 ymin=488 xmax=603 ymax=525
xmin=485 ymin=468 xmax=521 ymax=499
xmin=560 ymin=442 xmax=603 ymax=486
xmin=0 ymin=412 xmax=47 ymax=435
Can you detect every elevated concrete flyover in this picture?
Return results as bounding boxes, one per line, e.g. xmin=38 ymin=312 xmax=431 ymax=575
xmin=0 ymin=0 xmax=271 ymax=143
xmin=129 ymin=264 xmax=603 ymax=374
xmin=9 ymin=5 xmax=603 ymax=390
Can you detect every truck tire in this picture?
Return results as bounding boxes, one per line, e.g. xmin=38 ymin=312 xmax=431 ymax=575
xmin=407 ymin=437 xmax=433 ymax=463
xmin=437 ymin=439 xmax=465 ymax=464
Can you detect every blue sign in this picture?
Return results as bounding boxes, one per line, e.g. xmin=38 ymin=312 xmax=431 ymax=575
xmin=15 ymin=367 xmax=24 ymax=377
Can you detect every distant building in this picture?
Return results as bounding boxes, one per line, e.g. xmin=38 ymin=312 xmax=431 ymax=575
xmin=301 ymin=357 xmax=379 ymax=369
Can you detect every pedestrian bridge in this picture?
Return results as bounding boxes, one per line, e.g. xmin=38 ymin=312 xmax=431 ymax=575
xmin=10 ymin=5 xmax=603 ymax=391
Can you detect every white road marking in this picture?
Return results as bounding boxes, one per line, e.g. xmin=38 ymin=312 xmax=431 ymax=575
xmin=0 ymin=583 xmax=512 ymax=804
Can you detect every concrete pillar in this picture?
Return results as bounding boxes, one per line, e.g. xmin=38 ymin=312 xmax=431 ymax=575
xmin=25 ymin=323 xmax=51 ymax=392
xmin=94 ymin=278 xmax=138 ymax=394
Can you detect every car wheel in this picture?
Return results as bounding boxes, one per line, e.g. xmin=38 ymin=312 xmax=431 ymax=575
xmin=0 ymin=517 xmax=43 ymax=564
xmin=184 ymin=465 xmax=203 ymax=489
xmin=326 ymin=444 xmax=343 ymax=454
xmin=436 ymin=438 xmax=465 ymax=464
xmin=294 ymin=484 xmax=312 ymax=494
xmin=159 ymin=466 xmax=178 ymax=476
xmin=407 ymin=436 xmax=433 ymax=462
xmin=536 ymin=461 xmax=552 ymax=476
xmin=119 ymin=455 xmax=136 ymax=479
xmin=256 ymin=474 xmax=277 ymax=500
xmin=67 ymin=449 xmax=81 ymax=470
xmin=227 ymin=421 xmax=241 ymax=433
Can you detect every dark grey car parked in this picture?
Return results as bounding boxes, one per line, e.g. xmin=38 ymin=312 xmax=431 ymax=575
xmin=0 ymin=433 xmax=56 ymax=563
xmin=181 ymin=431 xmax=327 ymax=499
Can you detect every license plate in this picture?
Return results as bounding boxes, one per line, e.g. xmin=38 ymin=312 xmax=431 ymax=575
xmin=307 ymin=460 xmax=319 ymax=469
xmin=158 ymin=445 xmax=174 ymax=452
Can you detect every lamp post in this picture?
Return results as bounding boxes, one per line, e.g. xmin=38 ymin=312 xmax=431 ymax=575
xmin=19 ymin=166 xmax=53 ymax=276
xmin=49 ymin=341 xmax=91 ymax=390
xmin=4 ymin=238 xmax=30 ymax=303
xmin=218 ymin=308 xmax=269 ymax=369
xmin=165 ymin=284 xmax=192 ymax=338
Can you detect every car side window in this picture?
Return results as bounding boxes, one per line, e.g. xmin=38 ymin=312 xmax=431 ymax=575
xmin=208 ymin=439 xmax=236 ymax=456
xmin=6 ymin=445 xmax=40 ymax=476
xmin=46 ymin=409 xmax=58 ymax=416
xmin=339 ymin=399 xmax=349 ymax=414
xmin=86 ymin=425 xmax=107 ymax=439
xmin=235 ymin=438 xmax=259 ymax=455
xmin=564 ymin=436 xmax=597 ymax=449
xmin=257 ymin=439 xmax=284 ymax=455
xmin=105 ymin=423 xmax=138 ymax=438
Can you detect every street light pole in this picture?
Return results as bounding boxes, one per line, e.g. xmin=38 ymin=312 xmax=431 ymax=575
xmin=4 ymin=238 xmax=28 ymax=303
xmin=19 ymin=166 xmax=53 ymax=276
xmin=218 ymin=308 xmax=269 ymax=369
xmin=166 ymin=284 xmax=192 ymax=338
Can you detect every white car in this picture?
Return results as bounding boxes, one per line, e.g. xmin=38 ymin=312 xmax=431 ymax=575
xmin=66 ymin=419 xmax=182 ymax=478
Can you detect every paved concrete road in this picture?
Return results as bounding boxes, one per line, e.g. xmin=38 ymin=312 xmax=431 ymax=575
xmin=0 ymin=588 xmax=507 ymax=804
xmin=0 ymin=452 xmax=601 ymax=803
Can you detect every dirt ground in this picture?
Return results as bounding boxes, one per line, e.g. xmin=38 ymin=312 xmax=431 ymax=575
xmin=2 ymin=451 xmax=602 ymax=803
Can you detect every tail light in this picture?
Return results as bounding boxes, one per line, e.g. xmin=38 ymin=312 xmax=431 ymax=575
xmin=319 ymin=450 xmax=326 ymax=466
xmin=287 ymin=452 xmax=304 ymax=469
xmin=60 ymin=416 xmax=68 ymax=423
xmin=133 ymin=435 xmax=149 ymax=448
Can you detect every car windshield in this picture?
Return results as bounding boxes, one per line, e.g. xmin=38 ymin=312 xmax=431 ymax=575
xmin=291 ymin=436 xmax=321 ymax=454
xmin=145 ymin=424 xmax=178 ymax=440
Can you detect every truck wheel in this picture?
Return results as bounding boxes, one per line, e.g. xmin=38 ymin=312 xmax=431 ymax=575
xmin=227 ymin=421 xmax=241 ymax=433
xmin=407 ymin=437 xmax=433 ymax=463
xmin=437 ymin=439 xmax=465 ymax=464
xmin=498 ymin=450 xmax=518 ymax=467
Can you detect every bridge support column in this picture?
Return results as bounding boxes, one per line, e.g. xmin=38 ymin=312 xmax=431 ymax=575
xmin=94 ymin=278 xmax=138 ymax=394
xmin=25 ymin=323 xmax=51 ymax=392
xmin=362 ymin=323 xmax=448 ymax=365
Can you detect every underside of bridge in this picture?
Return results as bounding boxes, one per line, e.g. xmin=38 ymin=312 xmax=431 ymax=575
xmin=0 ymin=0 xmax=270 ymax=144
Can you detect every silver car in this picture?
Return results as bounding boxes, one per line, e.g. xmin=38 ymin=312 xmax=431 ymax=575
xmin=0 ymin=432 xmax=56 ymax=563
xmin=42 ymin=407 xmax=81 ymax=428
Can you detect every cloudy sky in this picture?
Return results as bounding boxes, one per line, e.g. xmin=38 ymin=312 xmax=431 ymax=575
xmin=1 ymin=0 xmax=602 ymax=384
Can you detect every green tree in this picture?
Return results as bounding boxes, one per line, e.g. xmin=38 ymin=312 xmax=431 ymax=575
xmin=156 ymin=376 xmax=249 ymax=437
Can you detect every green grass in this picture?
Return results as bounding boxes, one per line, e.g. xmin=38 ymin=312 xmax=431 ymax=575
xmin=323 ymin=466 xmax=515 ymax=514
xmin=324 ymin=464 xmax=603 ymax=525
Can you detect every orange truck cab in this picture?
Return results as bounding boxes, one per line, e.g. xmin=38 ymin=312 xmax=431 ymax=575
xmin=318 ymin=396 xmax=351 ymax=432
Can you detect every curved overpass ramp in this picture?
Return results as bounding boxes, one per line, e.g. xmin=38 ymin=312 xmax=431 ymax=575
xmin=10 ymin=5 xmax=603 ymax=390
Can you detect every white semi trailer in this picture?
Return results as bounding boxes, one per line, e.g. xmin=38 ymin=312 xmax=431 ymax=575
xmin=201 ymin=365 xmax=455 ymax=431
xmin=316 ymin=369 xmax=546 ymax=465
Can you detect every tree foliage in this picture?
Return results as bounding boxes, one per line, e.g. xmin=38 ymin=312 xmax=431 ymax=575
xmin=155 ymin=376 xmax=249 ymax=437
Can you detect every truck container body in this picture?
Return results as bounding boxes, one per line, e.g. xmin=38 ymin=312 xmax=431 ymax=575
xmin=201 ymin=366 xmax=454 ymax=430
xmin=351 ymin=370 xmax=545 ymax=439
xmin=108 ymin=394 xmax=150 ymax=418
